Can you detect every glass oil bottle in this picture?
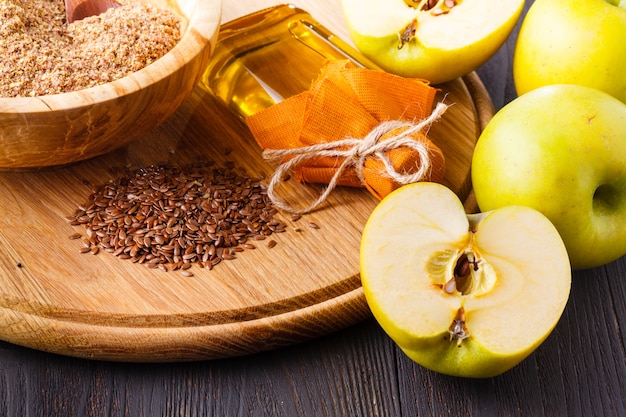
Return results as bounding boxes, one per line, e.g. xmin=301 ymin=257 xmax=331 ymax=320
xmin=200 ymin=4 xmax=379 ymax=120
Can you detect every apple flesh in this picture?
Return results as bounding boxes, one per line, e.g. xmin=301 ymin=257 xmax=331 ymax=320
xmin=360 ymin=182 xmax=571 ymax=378
xmin=514 ymin=0 xmax=626 ymax=103
xmin=472 ymin=84 xmax=626 ymax=270
xmin=341 ymin=0 xmax=525 ymax=84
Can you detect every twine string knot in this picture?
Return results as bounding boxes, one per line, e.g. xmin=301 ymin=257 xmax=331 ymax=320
xmin=262 ymin=101 xmax=448 ymax=214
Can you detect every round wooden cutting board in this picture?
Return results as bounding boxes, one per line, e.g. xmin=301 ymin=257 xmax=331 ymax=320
xmin=0 ymin=1 xmax=495 ymax=361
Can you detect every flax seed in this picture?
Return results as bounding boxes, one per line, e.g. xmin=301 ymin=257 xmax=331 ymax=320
xmin=67 ymin=162 xmax=288 ymax=272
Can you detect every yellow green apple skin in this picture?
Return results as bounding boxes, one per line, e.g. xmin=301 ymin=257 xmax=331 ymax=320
xmin=341 ymin=0 xmax=525 ymax=84
xmin=514 ymin=0 xmax=626 ymax=103
xmin=360 ymin=182 xmax=571 ymax=378
xmin=472 ymin=84 xmax=626 ymax=269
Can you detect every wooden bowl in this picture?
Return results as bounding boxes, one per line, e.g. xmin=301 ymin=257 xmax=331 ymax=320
xmin=0 ymin=0 xmax=222 ymax=170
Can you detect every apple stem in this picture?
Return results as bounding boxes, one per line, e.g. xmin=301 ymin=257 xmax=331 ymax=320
xmin=466 ymin=212 xmax=487 ymax=232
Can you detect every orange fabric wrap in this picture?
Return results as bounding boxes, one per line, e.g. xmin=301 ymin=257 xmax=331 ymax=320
xmin=246 ymin=60 xmax=446 ymax=201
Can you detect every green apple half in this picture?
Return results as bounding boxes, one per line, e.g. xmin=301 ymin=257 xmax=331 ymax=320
xmin=514 ymin=0 xmax=626 ymax=104
xmin=472 ymin=84 xmax=626 ymax=270
xmin=341 ymin=0 xmax=525 ymax=84
xmin=360 ymin=182 xmax=571 ymax=378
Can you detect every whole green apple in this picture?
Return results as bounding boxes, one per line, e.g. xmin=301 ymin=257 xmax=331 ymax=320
xmin=472 ymin=84 xmax=626 ymax=269
xmin=341 ymin=0 xmax=525 ymax=84
xmin=514 ymin=0 xmax=626 ymax=103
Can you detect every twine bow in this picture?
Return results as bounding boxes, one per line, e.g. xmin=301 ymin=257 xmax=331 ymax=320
xmin=263 ymin=102 xmax=449 ymax=214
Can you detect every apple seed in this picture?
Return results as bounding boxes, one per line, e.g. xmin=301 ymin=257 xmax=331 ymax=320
xmin=443 ymin=276 xmax=457 ymax=294
xmin=422 ymin=0 xmax=438 ymax=10
xmin=453 ymin=252 xmax=480 ymax=294
xmin=454 ymin=254 xmax=471 ymax=279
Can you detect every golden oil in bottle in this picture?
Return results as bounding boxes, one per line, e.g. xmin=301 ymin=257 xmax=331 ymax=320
xmin=200 ymin=4 xmax=378 ymax=120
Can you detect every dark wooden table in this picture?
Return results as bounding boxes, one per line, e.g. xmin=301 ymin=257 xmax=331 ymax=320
xmin=3 ymin=1 xmax=626 ymax=415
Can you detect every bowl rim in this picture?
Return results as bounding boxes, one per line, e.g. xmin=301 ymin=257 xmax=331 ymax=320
xmin=0 ymin=0 xmax=222 ymax=114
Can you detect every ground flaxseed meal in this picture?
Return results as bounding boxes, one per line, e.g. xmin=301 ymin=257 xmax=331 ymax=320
xmin=67 ymin=162 xmax=288 ymax=272
xmin=0 ymin=0 xmax=181 ymax=97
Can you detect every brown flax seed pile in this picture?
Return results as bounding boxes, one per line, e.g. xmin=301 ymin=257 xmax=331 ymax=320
xmin=0 ymin=0 xmax=181 ymax=97
xmin=67 ymin=162 xmax=289 ymax=273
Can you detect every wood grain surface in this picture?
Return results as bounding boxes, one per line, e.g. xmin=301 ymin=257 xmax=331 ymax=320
xmin=0 ymin=0 xmax=493 ymax=361
xmin=3 ymin=2 xmax=626 ymax=417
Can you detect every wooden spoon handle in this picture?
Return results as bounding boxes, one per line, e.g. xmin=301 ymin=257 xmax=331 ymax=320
xmin=65 ymin=0 xmax=120 ymax=23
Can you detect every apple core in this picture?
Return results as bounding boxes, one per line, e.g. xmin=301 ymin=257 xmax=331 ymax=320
xmin=430 ymin=247 xmax=497 ymax=299
xmin=427 ymin=220 xmax=500 ymax=347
